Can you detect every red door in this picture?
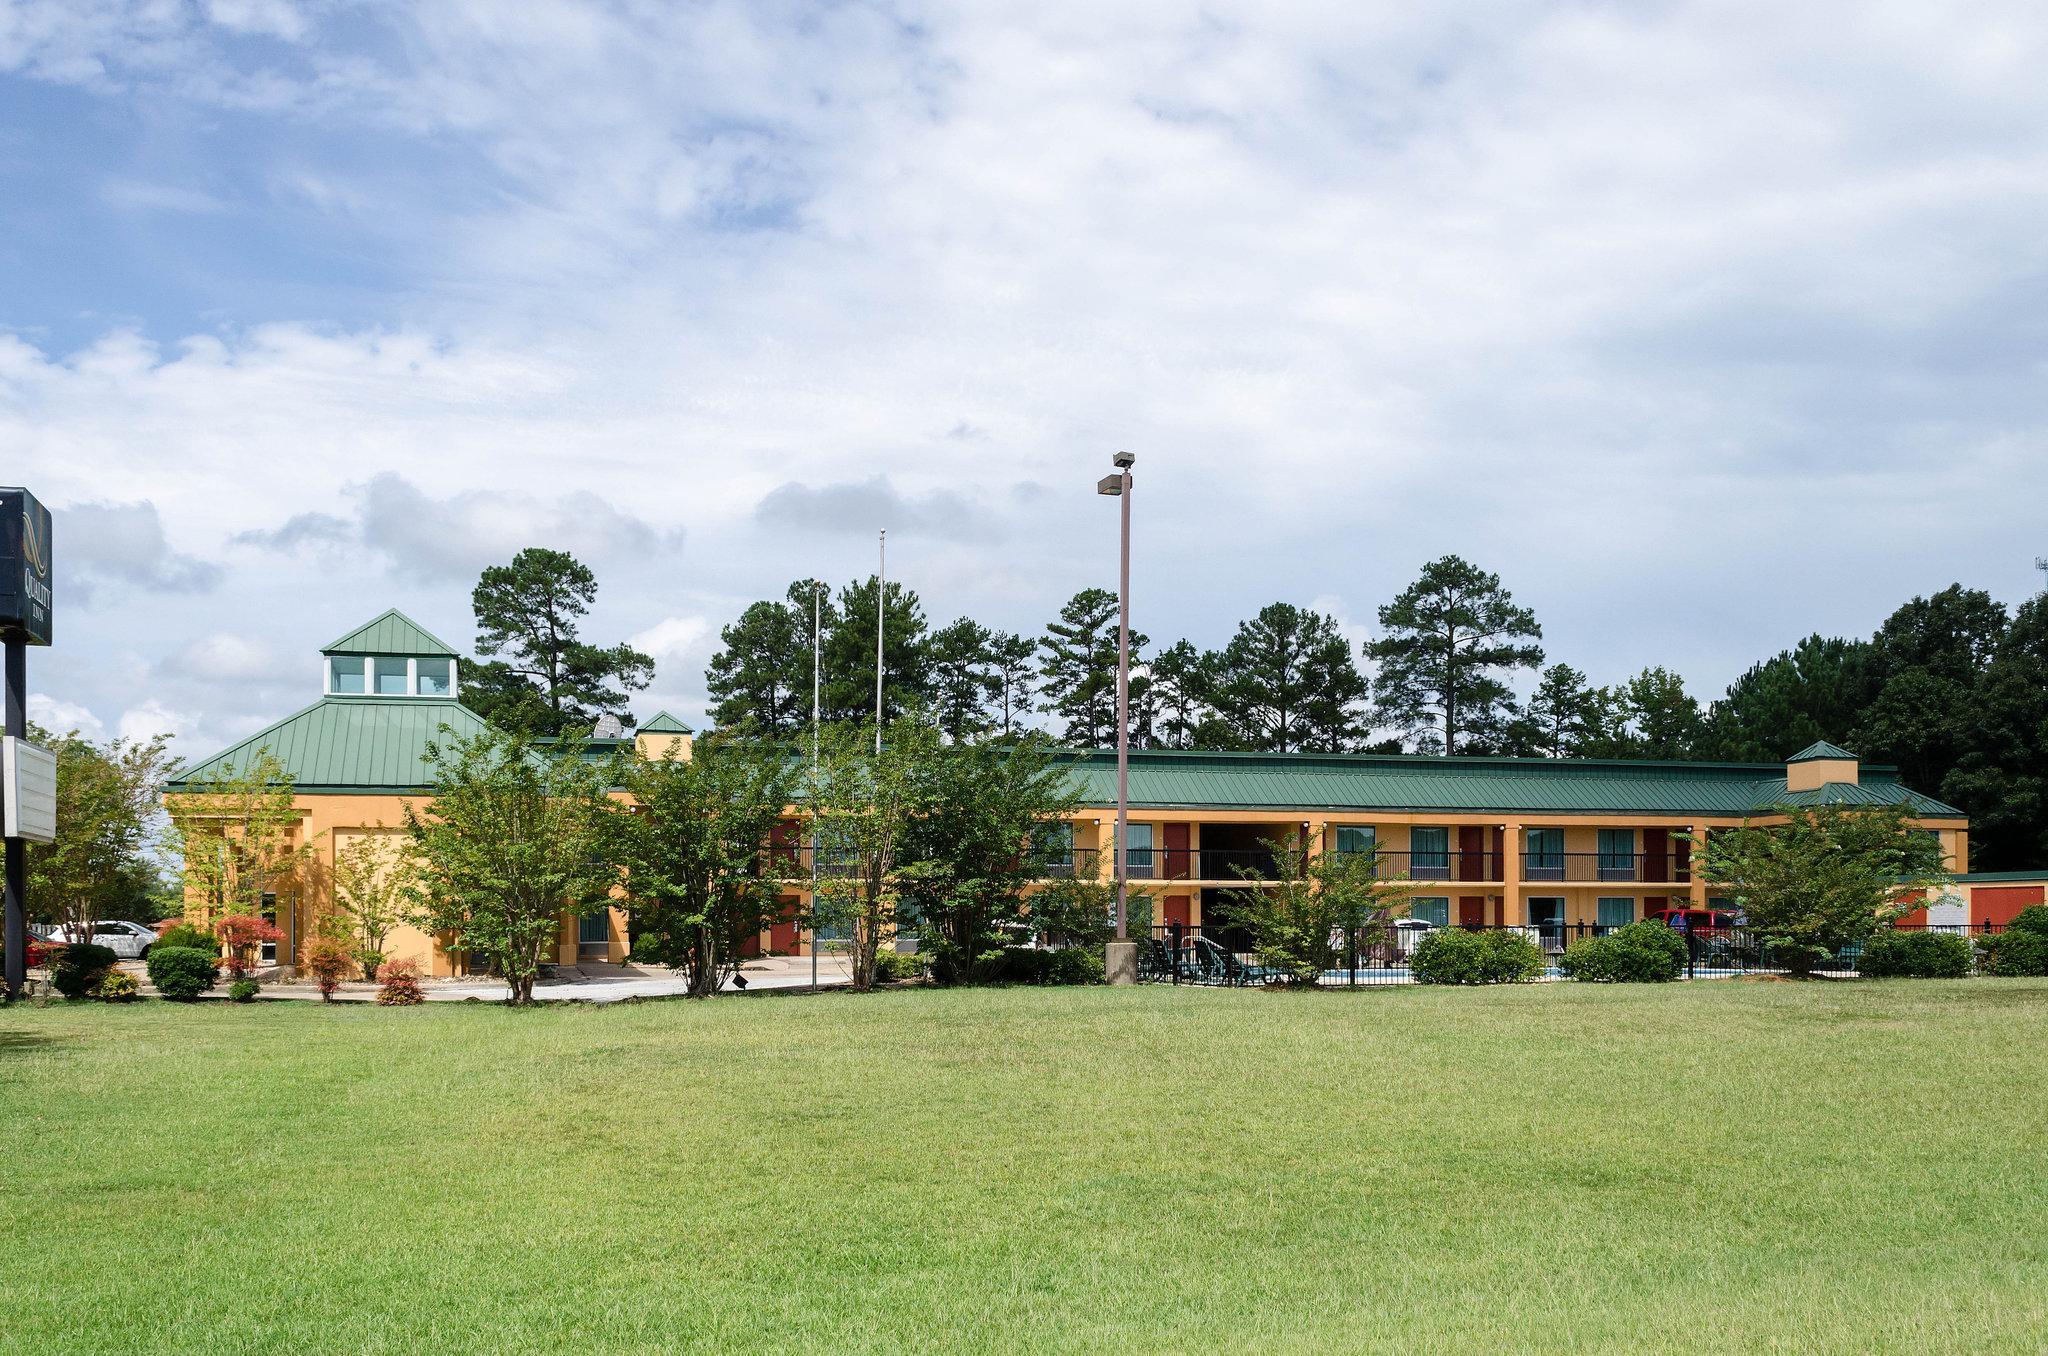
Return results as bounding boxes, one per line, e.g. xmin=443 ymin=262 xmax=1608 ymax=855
xmin=1458 ymin=827 xmax=1485 ymax=882
xmin=1894 ymin=888 xmax=1928 ymax=928
xmin=1642 ymin=828 xmax=1669 ymax=883
xmin=1163 ymin=895 xmax=1191 ymax=928
xmin=1457 ymin=896 xmax=1486 ymax=928
xmin=1164 ymin=822 xmax=1191 ymax=880
xmin=1975 ymin=885 xmax=2045 ymax=928
xmin=769 ymin=896 xmax=801 ymax=953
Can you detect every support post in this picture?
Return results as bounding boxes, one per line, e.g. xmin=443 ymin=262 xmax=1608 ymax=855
xmin=3 ymin=639 xmax=22 ymax=999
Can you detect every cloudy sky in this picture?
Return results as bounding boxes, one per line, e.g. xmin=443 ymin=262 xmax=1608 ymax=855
xmin=3 ymin=0 xmax=2046 ymax=756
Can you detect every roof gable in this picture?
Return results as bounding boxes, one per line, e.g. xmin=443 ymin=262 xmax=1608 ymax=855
xmin=1788 ymin=740 xmax=1858 ymax=763
xmin=322 ymin=609 xmax=460 ymax=658
xmin=168 ymin=695 xmax=493 ymax=792
xmin=639 ymin=710 xmax=690 ymax=733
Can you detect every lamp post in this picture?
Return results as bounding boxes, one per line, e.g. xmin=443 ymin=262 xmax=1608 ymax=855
xmin=1096 ymin=452 xmax=1137 ymax=984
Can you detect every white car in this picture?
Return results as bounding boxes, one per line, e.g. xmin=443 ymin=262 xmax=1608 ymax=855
xmin=46 ymin=920 xmax=160 ymax=960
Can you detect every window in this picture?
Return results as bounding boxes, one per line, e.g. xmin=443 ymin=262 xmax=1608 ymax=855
xmin=374 ymin=656 xmax=410 ymax=695
xmin=578 ymin=912 xmax=610 ymax=952
xmin=1525 ymin=828 xmax=1565 ymax=879
xmin=1334 ymin=825 xmax=1376 ymax=856
xmin=1597 ymin=828 xmax=1636 ymax=880
xmin=417 ymin=657 xmax=452 ymax=696
xmin=1409 ymin=826 xmax=1449 ymax=879
xmin=1038 ymin=821 xmax=1075 ymax=875
xmin=1409 ymin=897 xmax=1450 ymax=927
xmin=1596 ymin=897 xmax=1634 ymax=932
xmin=1527 ymin=897 xmax=1565 ymax=945
xmin=329 ymin=655 xmax=366 ymax=694
xmin=1124 ymin=824 xmax=1155 ymax=878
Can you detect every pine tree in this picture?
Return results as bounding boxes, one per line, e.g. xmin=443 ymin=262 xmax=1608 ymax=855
xmin=1370 ymin=556 xmax=1543 ymax=754
xmin=927 ymin=619 xmax=1000 ymax=742
xmin=704 ymin=589 xmax=814 ymax=733
xmin=1523 ymin=663 xmax=1602 ymax=757
xmin=470 ymin=548 xmax=653 ymax=733
xmin=1039 ymin=588 xmax=1148 ymax=748
xmin=821 ymin=575 xmax=930 ymax=724
xmin=987 ymin=631 xmax=1039 ymax=735
xmin=1209 ymin=603 xmax=1368 ymax=752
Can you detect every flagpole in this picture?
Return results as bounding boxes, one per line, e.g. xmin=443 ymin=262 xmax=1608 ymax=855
xmin=874 ymin=529 xmax=886 ymax=754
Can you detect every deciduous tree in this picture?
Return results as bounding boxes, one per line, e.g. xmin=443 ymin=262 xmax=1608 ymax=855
xmin=898 ymin=732 xmax=1081 ymax=984
xmin=1696 ymin=802 xmax=1948 ymax=974
xmin=403 ymin=725 xmax=616 ymax=1004
xmin=27 ymin=727 xmax=175 ymax=934
xmin=166 ymin=751 xmax=317 ymax=934
xmin=607 ymin=730 xmax=798 ymax=998
xmin=810 ymin=719 xmax=934 ymax=991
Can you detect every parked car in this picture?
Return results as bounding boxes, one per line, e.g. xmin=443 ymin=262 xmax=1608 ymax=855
xmin=44 ymin=920 xmax=160 ymax=960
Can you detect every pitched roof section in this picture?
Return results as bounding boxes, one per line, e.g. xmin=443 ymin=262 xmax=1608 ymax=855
xmin=1051 ymin=749 xmax=1965 ymax=819
xmin=1788 ymin=740 xmax=1858 ymax=763
xmin=639 ymin=710 xmax=690 ymax=733
xmin=167 ymin=696 xmax=492 ymax=793
xmin=322 ymin=609 xmax=460 ymax=658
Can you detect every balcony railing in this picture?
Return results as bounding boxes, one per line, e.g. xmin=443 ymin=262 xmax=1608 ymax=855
xmin=1519 ymin=852 xmax=1692 ymax=884
xmin=1331 ymin=848 xmax=1504 ymax=882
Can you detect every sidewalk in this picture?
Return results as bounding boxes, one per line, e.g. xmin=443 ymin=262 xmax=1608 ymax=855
xmin=136 ymin=954 xmax=856 ymax=1003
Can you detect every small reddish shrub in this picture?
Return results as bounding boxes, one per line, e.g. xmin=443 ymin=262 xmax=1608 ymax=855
xmin=375 ymin=957 xmax=424 ymax=1006
xmin=25 ymin=938 xmax=52 ymax=969
xmin=214 ymin=914 xmax=285 ymax=980
xmin=303 ymin=940 xmax=354 ymax=1001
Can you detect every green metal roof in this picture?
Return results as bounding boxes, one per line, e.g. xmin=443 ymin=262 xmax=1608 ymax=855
xmin=1788 ymin=740 xmax=1858 ymax=763
xmin=322 ymin=609 xmax=460 ymax=658
xmin=1955 ymin=871 xmax=2048 ymax=884
xmin=167 ymin=696 xmax=494 ymax=793
xmin=1050 ymin=749 xmax=1965 ymax=819
xmin=639 ymin=710 xmax=690 ymax=734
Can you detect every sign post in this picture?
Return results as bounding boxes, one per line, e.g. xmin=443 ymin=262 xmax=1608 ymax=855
xmin=0 ymin=487 xmax=53 ymax=1000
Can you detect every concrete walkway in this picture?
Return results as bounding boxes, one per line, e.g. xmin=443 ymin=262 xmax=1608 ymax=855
xmin=141 ymin=954 xmax=856 ymax=1003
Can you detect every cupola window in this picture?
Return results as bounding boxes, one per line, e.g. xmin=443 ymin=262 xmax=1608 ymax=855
xmin=417 ymin=658 xmax=452 ymax=696
xmin=329 ymin=655 xmax=367 ymax=694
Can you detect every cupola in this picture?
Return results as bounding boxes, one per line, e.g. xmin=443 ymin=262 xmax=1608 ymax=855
xmin=320 ymin=609 xmax=461 ymax=699
xmin=1785 ymin=740 xmax=1860 ymax=793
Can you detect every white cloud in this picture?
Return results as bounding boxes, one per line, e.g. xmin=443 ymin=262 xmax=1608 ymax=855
xmin=28 ymin=694 xmax=104 ymax=739
xmin=5 ymin=0 xmax=2048 ymax=757
xmin=117 ymin=699 xmax=195 ymax=743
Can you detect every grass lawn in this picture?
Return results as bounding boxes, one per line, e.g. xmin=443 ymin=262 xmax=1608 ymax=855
xmin=4 ymin=981 xmax=2047 ymax=1354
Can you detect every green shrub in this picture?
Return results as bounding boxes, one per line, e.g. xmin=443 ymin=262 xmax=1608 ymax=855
xmin=1858 ymin=930 xmax=1973 ymax=979
xmin=2007 ymin=905 xmax=2048 ymax=938
xmin=1044 ymin=947 xmax=1104 ymax=986
xmin=976 ymin=947 xmax=1053 ymax=984
xmin=1410 ymin=928 xmax=1546 ymax=985
xmin=52 ymin=943 xmax=119 ymax=999
xmin=873 ymin=949 xmax=922 ymax=983
xmin=227 ymin=978 xmax=261 ymax=1003
xmin=155 ymin=923 xmax=219 ymax=956
xmin=1977 ymin=930 xmax=2048 ymax=978
xmin=93 ymin=970 xmax=140 ymax=1003
xmin=146 ymin=946 xmax=219 ymax=1001
xmin=1559 ymin=921 xmax=1687 ymax=983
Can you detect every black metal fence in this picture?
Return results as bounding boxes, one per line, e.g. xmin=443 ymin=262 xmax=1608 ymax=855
xmin=1140 ymin=920 xmax=2013 ymax=987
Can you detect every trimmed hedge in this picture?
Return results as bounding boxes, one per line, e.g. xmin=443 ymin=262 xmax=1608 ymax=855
xmin=155 ymin=923 xmax=220 ymax=956
xmin=146 ymin=946 xmax=219 ymax=1001
xmin=1410 ymin=928 xmax=1546 ymax=985
xmin=52 ymin=943 xmax=119 ymax=999
xmin=1858 ymin=930 xmax=1972 ymax=979
xmin=973 ymin=946 xmax=1102 ymax=986
xmin=2009 ymin=905 xmax=2048 ymax=938
xmin=1558 ymin=921 xmax=1687 ymax=983
xmin=1978 ymin=930 xmax=2048 ymax=978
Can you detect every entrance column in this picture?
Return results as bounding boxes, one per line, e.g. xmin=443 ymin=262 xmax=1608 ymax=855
xmin=1688 ymin=826 xmax=1710 ymax=910
xmin=1501 ymin=820 xmax=1524 ymax=926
